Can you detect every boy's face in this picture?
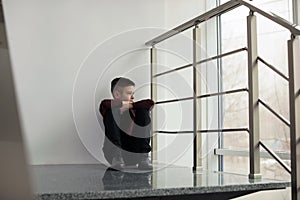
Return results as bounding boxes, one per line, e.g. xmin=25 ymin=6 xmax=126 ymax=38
xmin=114 ymin=85 xmax=135 ymax=102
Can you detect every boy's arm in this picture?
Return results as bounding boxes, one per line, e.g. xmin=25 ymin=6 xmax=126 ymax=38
xmin=99 ymin=99 xmax=122 ymax=117
xmin=100 ymin=99 xmax=155 ymax=117
xmin=132 ymin=99 xmax=155 ymax=110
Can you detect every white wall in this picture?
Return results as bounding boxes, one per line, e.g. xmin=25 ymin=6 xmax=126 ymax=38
xmin=4 ymin=0 xmax=219 ymax=167
xmin=4 ymin=0 xmax=220 ymax=167
xmin=3 ymin=0 xmax=165 ymax=165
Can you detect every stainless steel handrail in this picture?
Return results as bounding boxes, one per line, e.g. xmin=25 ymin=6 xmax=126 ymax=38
xmin=198 ymin=128 xmax=249 ymax=133
xmin=145 ymin=0 xmax=241 ymax=46
xmin=155 ymin=128 xmax=249 ymax=134
xmin=257 ymin=57 xmax=289 ymax=81
xmin=154 ymin=63 xmax=193 ymax=78
xmin=239 ymin=0 xmax=300 ymax=35
xmin=259 ymin=141 xmax=292 ymax=174
xmin=155 ymin=88 xmax=248 ymax=105
xmin=153 ymin=47 xmax=247 ymax=78
xmin=199 ymin=88 xmax=248 ymax=98
xmin=258 ymin=99 xmax=290 ymax=127
xmin=148 ymin=1 xmax=299 ymax=197
xmin=145 ymin=0 xmax=300 ymax=47
xmin=195 ymin=47 xmax=247 ymax=65
xmin=155 ymin=96 xmax=193 ymax=105
xmin=154 ymin=131 xmax=194 ymax=134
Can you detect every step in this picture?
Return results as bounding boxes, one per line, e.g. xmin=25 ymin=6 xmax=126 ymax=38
xmin=31 ymin=164 xmax=290 ymax=200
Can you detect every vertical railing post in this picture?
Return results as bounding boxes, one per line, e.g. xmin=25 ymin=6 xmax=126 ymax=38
xmin=247 ymin=11 xmax=261 ymax=180
xmin=193 ymin=25 xmax=202 ymax=171
xmin=150 ymin=47 xmax=158 ymax=163
xmin=288 ymin=35 xmax=300 ymax=200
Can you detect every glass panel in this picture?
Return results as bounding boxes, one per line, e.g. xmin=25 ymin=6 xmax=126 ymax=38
xmin=156 ymin=100 xmax=193 ymax=132
xmin=224 ymin=156 xmax=249 ymax=174
xmin=261 ymin=157 xmax=290 ymax=181
xmin=223 ymin=156 xmax=290 ymax=181
xmin=155 ymin=67 xmax=193 ymax=102
xmin=223 ymin=131 xmax=249 ymax=151
xmin=221 ymin=51 xmax=248 ymax=92
xmin=223 ymin=92 xmax=249 ymax=129
xmin=220 ymin=0 xmax=293 ymax=182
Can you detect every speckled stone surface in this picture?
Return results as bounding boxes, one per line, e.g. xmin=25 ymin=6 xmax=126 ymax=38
xmin=30 ymin=164 xmax=290 ymax=200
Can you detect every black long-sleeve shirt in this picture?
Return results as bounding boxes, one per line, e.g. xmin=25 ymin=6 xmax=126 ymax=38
xmin=99 ymin=99 xmax=154 ymax=135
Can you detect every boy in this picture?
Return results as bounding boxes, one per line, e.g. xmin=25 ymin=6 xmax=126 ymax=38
xmin=100 ymin=77 xmax=154 ymax=170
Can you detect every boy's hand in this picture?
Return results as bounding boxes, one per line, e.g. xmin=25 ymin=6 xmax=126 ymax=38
xmin=120 ymin=101 xmax=133 ymax=114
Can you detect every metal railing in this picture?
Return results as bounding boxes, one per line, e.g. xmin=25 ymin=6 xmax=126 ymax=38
xmin=155 ymin=88 xmax=248 ymax=105
xmin=146 ymin=0 xmax=300 ymax=199
xmin=259 ymin=141 xmax=292 ymax=174
xmin=214 ymin=148 xmax=291 ymax=160
xmin=145 ymin=0 xmax=300 ymax=47
xmin=258 ymin=99 xmax=290 ymax=127
xmin=153 ymin=47 xmax=246 ymax=78
xmin=257 ymin=56 xmax=289 ymax=81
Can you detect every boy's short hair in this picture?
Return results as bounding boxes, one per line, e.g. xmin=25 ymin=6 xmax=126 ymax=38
xmin=111 ymin=77 xmax=135 ymax=96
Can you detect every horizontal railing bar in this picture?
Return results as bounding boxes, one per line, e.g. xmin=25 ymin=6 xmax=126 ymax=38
xmin=154 ymin=131 xmax=194 ymax=134
xmin=145 ymin=1 xmax=241 ymax=46
xmin=238 ymin=0 xmax=300 ymax=36
xmin=258 ymin=99 xmax=290 ymax=127
xmin=257 ymin=57 xmax=289 ymax=81
xmin=155 ymin=88 xmax=248 ymax=105
xmin=155 ymin=96 xmax=194 ymax=105
xmin=214 ymin=148 xmax=291 ymax=160
xmin=196 ymin=47 xmax=248 ymax=65
xmin=199 ymin=88 xmax=248 ymax=98
xmin=155 ymin=128 xmax=249 ymax=134
xmin=198 ymin=128 xmax=249 ymax=133
xmin=153 ymin=47 xmax=247 ymax=78
xmin=259 ymin=141 xmax=292 ymax=174
xmin=153 ymin=63 xmax=193 ymax=78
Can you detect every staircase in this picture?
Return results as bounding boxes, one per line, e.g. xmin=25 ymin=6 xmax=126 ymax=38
xmin=2 ymin=1 xmax=297 ymax=199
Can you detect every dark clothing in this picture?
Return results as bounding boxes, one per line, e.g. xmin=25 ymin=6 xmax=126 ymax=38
xmin=100 ymin=99 xmax=154 ymax=164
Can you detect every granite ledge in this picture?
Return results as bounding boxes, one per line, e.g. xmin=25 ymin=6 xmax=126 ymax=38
xmin=34 ymin=182 xmax=290 ymax=200
xmin=31 ymin=164 xmax=290 ymax=200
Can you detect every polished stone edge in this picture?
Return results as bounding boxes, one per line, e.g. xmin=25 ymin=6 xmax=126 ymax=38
xmin=33 ymin=182 xmax=290 ymax=200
